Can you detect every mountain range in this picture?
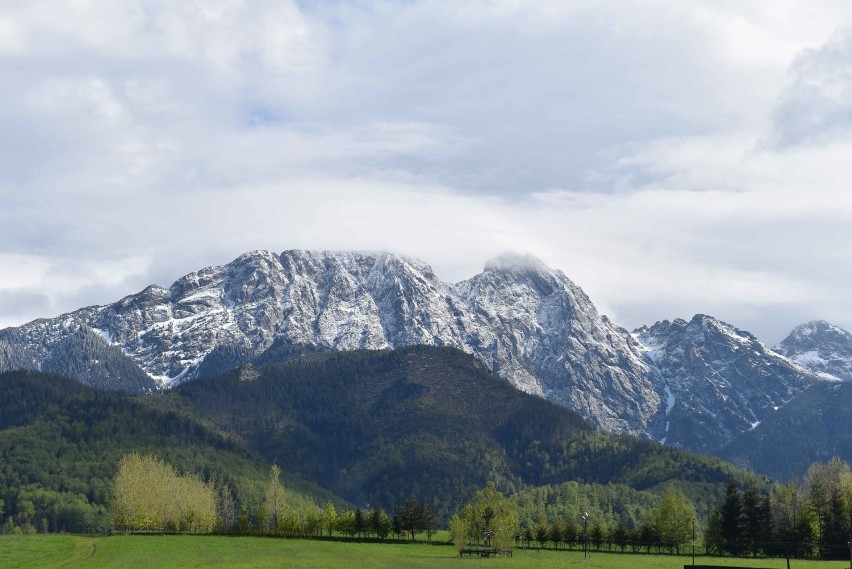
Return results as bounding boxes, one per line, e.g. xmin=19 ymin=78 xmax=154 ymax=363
xmin=1 ymin=248 xmax=849 ymax=476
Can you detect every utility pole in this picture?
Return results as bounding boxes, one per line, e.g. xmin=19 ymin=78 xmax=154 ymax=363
xmin=847 ymin=520 xmax=851 ymax=569
xmin=581 ymin=512 xmax=589 ymax=559
xmin=692 ymin=519 xmax=696 ymax=568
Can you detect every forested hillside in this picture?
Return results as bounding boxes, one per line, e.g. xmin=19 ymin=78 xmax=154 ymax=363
xmin=168 ymin=346 xmax=767 ymax=519
xmin=720 ymin=381 xmax=852 ymax=479
xmin=0 ymin=347 xmax=769 ymax=534
xmin=0 ymin=370 xmax=337 ymax=533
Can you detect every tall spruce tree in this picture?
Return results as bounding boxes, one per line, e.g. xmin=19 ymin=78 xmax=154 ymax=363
xmin=742 ymin=482 xmax=768 ymax=556
xmin=720 ymin=478 xmax=744 ymax=556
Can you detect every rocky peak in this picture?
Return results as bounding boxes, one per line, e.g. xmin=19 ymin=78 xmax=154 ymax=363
xmin=634 ymin=314 xmax=818 ymax=452
xmin=774 ymin=320 xmax=852 ymax=381
xmin=0 ymin=248 xmax=662 ymax=437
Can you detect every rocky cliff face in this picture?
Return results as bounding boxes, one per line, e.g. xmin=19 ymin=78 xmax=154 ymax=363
xmin=774 ymin=320 xmax=852 ymax=381
xmin=1 ymin=249 xmax=835 ymax=451
xmin=0 ymin=250 xmax=660 ymax=433
xmin=634 ymin=315 xmax=818 ymax=453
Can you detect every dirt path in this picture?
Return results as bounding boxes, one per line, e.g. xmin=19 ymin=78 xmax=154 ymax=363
xmin=53 ymin=539 xmax=97 ymax=568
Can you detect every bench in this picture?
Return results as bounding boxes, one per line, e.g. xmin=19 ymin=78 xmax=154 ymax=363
xmin=460 ymin=548 xmax=513 ymax=557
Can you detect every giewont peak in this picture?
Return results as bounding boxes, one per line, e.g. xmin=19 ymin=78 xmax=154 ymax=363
xmin=484 ymin=252 xmax=553 ymax=275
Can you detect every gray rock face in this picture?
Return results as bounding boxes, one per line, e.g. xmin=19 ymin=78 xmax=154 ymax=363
xmin=2 ymin=249 xmax=835 ymax=452
xmin=634 ymin=315 xmax=819 ymax=453
xmin=0 ymin=319 xmax=157 ymax=393
xmin=0 ymin=249 xmax=661 ymax=434
xmin=774 ymin=320 xmax=852 ymax=381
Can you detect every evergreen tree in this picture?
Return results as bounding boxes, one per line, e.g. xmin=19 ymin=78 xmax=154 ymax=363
xmin=549 ymin=520 xmax=563 ymax=550
xmin=536 ymin=524 xmax=549 ymax=549
xmin=368 ymin=504 xmax=390 ymax=540
xmin=720 ymin=478 xmax=744 ymax=555
xmin=396 ymin=498 xmax=421 ymax=541
xmin=612 ymin=520 xmax=628 ymax=553
xmin=742 ymin=482 xmax=766 ymax=556
xmin=420 ymin=502 xmax=436 ymax=542
xmin=354 ymin=508 xmax=365 ymax=538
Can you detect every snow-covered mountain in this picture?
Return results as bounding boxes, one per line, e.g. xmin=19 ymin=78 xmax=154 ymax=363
xmin=773 ymin=320 xmax=852 ymax=381
xmin=634 ymin=315 xmax=819 ymax=453
xmin=0 ymin=250 xmax=660 ymax=434
xmin=0 ymin=248 xmax=836 ymax=455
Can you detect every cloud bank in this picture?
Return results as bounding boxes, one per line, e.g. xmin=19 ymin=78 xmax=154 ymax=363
xmin=2 ymin=1 xmax=852 ymax=344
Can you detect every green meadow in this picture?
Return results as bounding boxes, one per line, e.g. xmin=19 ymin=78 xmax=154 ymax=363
xmin=2 ymin=535 xmax=850 ymax=569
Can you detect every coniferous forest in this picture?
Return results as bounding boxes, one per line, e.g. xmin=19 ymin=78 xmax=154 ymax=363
xmin=1 ymin=346 xmax=851 ymax=562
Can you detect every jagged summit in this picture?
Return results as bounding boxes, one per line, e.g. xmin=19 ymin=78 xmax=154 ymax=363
xmin=774 ymin=320 xmax=852 ymax=381
xmin=633 ymin=313 xmax=819 ymax=453
xmin=0 ymin=248 xmax=838 ymax=457
xmin=0 ymin=248 xmax=659 ymax=435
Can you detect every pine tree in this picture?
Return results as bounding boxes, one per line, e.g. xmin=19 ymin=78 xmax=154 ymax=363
xmin=720 ymin=478 xmax=744 ymax=556
xmin=742 ymin=482 xmax=766 ymax=556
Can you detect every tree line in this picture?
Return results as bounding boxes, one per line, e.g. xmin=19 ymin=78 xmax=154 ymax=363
xmin=112 ymin=453 xmax=216 ymax=532
xmin=448 ymin=482 xmax=697 ymax=555
xmin=705 ymin=457 xmax=852 ymax=560
xmin=110 ymin=454 xmax=438 ymax=541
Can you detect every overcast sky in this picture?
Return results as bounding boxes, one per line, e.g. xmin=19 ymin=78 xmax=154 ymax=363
xmin=2 ymin=1 xmax=852 ymax=345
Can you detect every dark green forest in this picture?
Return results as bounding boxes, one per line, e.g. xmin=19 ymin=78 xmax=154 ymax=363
xmin=0 ymin=346 xmax=767 ymax=537
xmin=168 ymin=346 xmax=766 ymax=520
xmin=720 ymin=381 xmax=852 ymax=480
xmin=0 ymin=370 xmax=336 ymax=534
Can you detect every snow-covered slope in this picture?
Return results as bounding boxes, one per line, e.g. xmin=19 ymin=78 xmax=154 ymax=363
xmin=3 ymin=249 xmax=837 ymax=453
xmin=634 ymin=315 xmax=820 ymax=453
xmin=0 ymin=250 xmax=660 ymax=433
xmin=774 ymin=320 xmax=852 ymax=381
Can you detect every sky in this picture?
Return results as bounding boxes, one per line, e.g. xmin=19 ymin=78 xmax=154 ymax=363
xmin=2 ymin=1 xmax=852 ymax=345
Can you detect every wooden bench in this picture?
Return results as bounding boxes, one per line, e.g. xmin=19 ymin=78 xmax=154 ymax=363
xmin=460 ymin=548 xmax=513 ymax=558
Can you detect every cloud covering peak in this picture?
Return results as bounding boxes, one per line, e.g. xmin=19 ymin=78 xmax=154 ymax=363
xmin=1 ymin=1 xmax=852 ymax=344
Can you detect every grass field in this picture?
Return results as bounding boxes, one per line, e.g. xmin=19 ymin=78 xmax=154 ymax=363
xmin=2 ymin=535 xmax=850 ymax=569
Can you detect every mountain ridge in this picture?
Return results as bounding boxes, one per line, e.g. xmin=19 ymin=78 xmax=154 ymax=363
xmin=0 ymin=249 xmax=661 ymax=436
xmin=0 ymin=248 xmax=842 ymax=464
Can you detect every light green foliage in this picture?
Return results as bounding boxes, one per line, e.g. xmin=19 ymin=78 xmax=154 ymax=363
xmin=513 ymin=480 xmax=662 ymax=530
xmin=322 ymin=501 xmax=337 ymax=537
xmin=650 ymin=485 xmax=697 ymax=554
xmin=452 ymin=482 xmax=519 ymax=551
xmin=111 ymin=453 xmax=216 ymax=533
xmin=335 ymin=509 xmax=356 ymax=537
xmin=262 ymin=464 xmax=287 ymax=531
xmin=448 ymin=514 xmax=467 ymax=554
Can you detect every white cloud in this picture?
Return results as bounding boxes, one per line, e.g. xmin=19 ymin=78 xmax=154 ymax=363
xmin=1 ymin=1 xmax=852 ymax=344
